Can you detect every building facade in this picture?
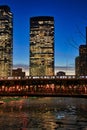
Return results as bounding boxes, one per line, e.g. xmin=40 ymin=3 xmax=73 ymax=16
xmin=75 ymin=56 xmax=80 ymax=76
xmin=75 ymin=45 xmax=87 ymax=77
xmin=12 ymin=68 xmax=25 ymax=77
xmin=29 ymin=16 xmax=54 ymax=76
xmin=0 ymin=5 xmax=13 ymax=77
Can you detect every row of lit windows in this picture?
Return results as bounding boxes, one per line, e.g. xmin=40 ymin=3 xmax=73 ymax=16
xmin=38 ymin=21 xmax=54 ymax=24
xmin=0 ymin=10 xmax=12 ymax=17
xmin=31 ymin=27 xmax=54 ymax=33
xmin=30 ymin=67 xmax=54 ymax=76
xmin=30 ymin=47 xmax=53 ymax=53
xmin=31 ymin=20 xmax=54 ymax=24
xmin=30 ymin=36 xmax=53 ymax=43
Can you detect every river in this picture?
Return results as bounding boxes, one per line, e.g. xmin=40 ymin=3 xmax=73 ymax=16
xmin=0 ymin=97 xmax=87 ymax=130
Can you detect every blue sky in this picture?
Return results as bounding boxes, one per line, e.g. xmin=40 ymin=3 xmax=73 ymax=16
xmin=0 ymin=0 xmax=87 ymax=74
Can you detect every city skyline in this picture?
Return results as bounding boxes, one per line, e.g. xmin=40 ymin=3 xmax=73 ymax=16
xmin=0 ymin=0 xmax=87 ymax=75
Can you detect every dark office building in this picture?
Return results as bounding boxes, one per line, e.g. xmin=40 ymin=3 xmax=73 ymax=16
xmin=29 ymin=16 xmax=54 ymax=76
xmin=75 ymin=27 xmax=87 ymax=77
xmin=75 ymin=56 xmax=80 ymax=76
xmin=12 ymin=68 xmax=25 ymax=77
xmin=0 ymin=5 xmax=13 ymax=77
xmin=56 ymin=71 xmax=66 ymax=76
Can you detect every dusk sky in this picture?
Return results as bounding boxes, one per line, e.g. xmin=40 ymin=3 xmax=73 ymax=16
xmin=1 ymin=0 xmax=87 ymax=75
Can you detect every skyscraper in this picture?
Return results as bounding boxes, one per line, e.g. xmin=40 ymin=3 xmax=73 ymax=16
xmin=75 ymin=27 xmax=87 ymax=77
xmin=0 ymin=5 xmax=13 ymax=77
xmin=29 ymin=16 xmax=54 ymax=76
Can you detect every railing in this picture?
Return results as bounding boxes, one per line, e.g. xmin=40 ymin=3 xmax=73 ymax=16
xmin=0 ymin=75 xmax=87 ymax=80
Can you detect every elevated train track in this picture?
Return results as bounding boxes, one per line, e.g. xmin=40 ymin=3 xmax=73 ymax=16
xmin=0 ymin=75 xmax=87 ymax=97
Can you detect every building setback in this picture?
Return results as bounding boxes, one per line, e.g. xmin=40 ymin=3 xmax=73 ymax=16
xmin=29 ymin=16 xmax=54 ymax=76
xmin=0 ymin=5 xmax=13 ymax=77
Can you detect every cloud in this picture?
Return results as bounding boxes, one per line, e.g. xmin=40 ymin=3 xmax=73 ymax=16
xmin=13 ymin=64 xmax=75 ymax=76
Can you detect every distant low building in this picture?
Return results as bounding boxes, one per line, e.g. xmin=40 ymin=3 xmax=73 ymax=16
xmin=56 ymin=71 xmax=65 ymax=76
xmin=12 ymin=68 xmax=25 ymax=77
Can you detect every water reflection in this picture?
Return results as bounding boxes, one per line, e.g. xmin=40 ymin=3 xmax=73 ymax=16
xmin=0 ymin=97 xmax=87 ymax=130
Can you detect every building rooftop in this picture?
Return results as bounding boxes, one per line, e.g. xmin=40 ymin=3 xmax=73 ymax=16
xmin=30 ymin=16 xmax=54 ymax=21
xmin=0 ymin=5 xmax=10 ymax=12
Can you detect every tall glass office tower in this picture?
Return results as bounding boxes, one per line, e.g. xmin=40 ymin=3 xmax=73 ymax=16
xmin=30 ymin=16 xmax=54 ymax=76
xmin=0 ymin=5 xmax=13 ymax=77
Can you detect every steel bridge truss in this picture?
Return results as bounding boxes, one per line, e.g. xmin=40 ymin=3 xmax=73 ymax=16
xmin=0 ymin=76 xmax=87 ymax=97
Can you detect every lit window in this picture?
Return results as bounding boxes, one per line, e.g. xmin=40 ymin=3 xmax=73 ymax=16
xmin=39 ymin=21 xmax=43 ymax=24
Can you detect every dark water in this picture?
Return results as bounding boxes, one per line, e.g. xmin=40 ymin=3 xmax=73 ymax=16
xmin=0 ymin=97 xmax=87 ymax=130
